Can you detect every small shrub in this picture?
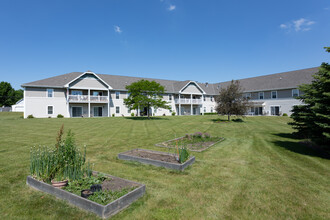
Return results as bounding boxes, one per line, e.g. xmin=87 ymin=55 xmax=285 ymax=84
xmin=131 ymin=112 xmax=134 ymax=117
xmin=178 ymin=147 xmax=189 ymax=163
xmin=163 ymin=113 xmax=166 ymax=116
xmin=112 ymin=113 xmax=115 ymax=117
xmin=27 ymin=114 xmax=34 ymax=119
xmin=172 ymin=112 xmax=176 ymax=116
xmin=282 ymin=113 xmax=288 ymax=116
xmin=193 ymin=132 xmax=203 ymax=138
xmin=203 ymin=133 xmax=211 ymax=138
xmin=57 ymin=114 xmax=64 ymax=118
xmin=204 ymin=113 xmax=217 ymax=115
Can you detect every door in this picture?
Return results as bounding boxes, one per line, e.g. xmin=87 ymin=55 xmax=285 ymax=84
xmin=193 ymin=107 xmax=197 ymax=115
xmin=271 ymin=106 xmax=280 ymax=116
xmin=72 ymin=107 xmax=82 ymax=117
xmin=94 ymin=107 xmax=102 ymax=117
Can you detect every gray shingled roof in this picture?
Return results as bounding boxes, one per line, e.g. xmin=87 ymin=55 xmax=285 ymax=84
xmin=22 ymin=67 xmax=319 ymax=94
xmin=214 ymin=67 xmax=319 ymax=92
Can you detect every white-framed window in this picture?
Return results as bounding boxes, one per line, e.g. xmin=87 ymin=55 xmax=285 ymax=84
xmin=211 ymin=96 xmax=213 ymax=102
xmin=259 ymin=92 xmax=264 ymax=100
xmin=204 ymin=107 xmax=206 ymax=113
xmin=271 ymin=91 xmax=277 ymax=99
xmin=47 ymin=106 xmax=53 ymax=114
xmin=72 ymin=90 xmax=82 ymax=95
xmin=47 ymin=89 xmax=54 ymax=98
xmin=292 ymin=89 xmax=299 ymax=97
xmin=116 ymin=91 xmax=120 ymax=99
xmin=203 ymin=96 xmax=206 ymax=101
xmin=116 ymin=106 xmax=120 ymax=114
xmin=169 ymin=94 xmax=172 ymax=101
xmin=128 ymin=108 xmax=131 ymax=113
xmin=154 ymin=108 xmax=157 ymax=113
xmin=211 ymin=107 xmax=213 ymax=113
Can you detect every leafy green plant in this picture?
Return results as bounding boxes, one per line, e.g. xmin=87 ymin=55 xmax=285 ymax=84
xmin=88 ymin=188 xmax=135 ymax=205
xmin=27 ymin=114 xmax=34 ymax=118
xmin=64 ymin=174 xmax=107 ymax=195
xmin=172 ymin=112 xmax=176 ymax=116
xmin=57 ymin=114 xmax=64 ymax=118
xmin=282 ymin=113 xmax=288 ymax=116
xmin=178 ymin=146 xmax=189 ymax=163
xmin=131 ymin=112 xmax=134 ymax=117
xmin=112 ymin=113 xmax=115 ymax=117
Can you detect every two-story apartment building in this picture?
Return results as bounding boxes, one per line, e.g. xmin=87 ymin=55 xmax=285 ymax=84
xmin=22 ymin=71 xmax=217 ymax=118
xmin=21 ymin=67 xmax=318 ymax=118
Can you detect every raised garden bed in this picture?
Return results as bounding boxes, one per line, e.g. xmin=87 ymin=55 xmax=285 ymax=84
xmin=155 ymin=133 xmax=225 ymax=152
xmin=26 ymin=171 xmax=145 ymax=219
xmin=118 ymin=149 xmax=195 ymax=171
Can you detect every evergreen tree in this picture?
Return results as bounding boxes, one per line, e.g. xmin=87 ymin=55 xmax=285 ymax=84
xmin=289 ymin=47 xmax=330 ymax=147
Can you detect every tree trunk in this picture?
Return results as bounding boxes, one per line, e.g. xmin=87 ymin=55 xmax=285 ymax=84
xmin=228 ymin=114 xmax=230 ymax=121
xmin=147 ymin=103 xmax=150 ymax=120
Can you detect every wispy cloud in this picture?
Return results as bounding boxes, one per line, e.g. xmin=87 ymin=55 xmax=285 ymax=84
xmin=168 ymin=4 xmax=176 ymax=11
xmin=280 ymin=18 xmax=315 ymax=32
xmin=114 ymin=25 xmax=122 ymax=33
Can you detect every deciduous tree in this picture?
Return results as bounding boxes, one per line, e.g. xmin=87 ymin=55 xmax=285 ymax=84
xmin=215 ymin=80 xmax=250 ymax=121
xmin=124 ymin=80 xmax=170 ymax=119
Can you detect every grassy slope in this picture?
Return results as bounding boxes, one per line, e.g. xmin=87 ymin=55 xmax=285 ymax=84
xmin=0 ymin=112 xmax=329 ymax=219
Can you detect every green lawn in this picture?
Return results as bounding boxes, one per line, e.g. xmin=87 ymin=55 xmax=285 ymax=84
xmin=0 ymin=112 xmax=329 ymax=219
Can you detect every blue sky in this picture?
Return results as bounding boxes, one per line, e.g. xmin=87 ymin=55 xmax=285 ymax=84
xmin=0 ymin=0 xmax=329 ymax=89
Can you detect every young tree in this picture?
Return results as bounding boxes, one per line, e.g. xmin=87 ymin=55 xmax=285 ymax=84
xmin=215 ymin=80 xmax=250 ymax=121
xmin=289 ymin=47 xmax=330 ymax=147
xmin=124 ymin=79 xmax=170 ymax=119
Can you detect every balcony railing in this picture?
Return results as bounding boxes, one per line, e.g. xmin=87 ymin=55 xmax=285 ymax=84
xmin=174 ymin=98 xmax=203 ymax=104
xmin=68 ymin=95 xmax=108 ymax=103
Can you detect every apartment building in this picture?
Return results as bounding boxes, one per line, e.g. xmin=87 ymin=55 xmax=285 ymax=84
xmin=21 ymin=67 xmax=318 ymax=118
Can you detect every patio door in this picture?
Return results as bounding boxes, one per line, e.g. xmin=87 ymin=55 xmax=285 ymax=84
xmin=271 ymin=106 xmax=280 ymax=116
xmin=94 ymin=107 xmax=102 ymax=117
xmin=72 ymin=107 xmax=82 ymax=117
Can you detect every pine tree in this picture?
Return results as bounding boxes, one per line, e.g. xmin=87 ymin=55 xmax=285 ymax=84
xmin=289 ymin=47 xmax=330 ymax=147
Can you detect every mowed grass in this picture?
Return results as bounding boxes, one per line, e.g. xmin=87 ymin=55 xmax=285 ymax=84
xmin=0 ymin=112 xmax=329 ymax=219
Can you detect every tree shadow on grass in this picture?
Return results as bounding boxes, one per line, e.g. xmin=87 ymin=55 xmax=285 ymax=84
xmin=124 ymin=116 xmax=169 ymax=120
xmin=210 ymin=118 xmax=245 ymax=123
xmin=273 ymin=133 xmax=301 ymax=140
xmin=272 ymin=133 xmax=330 ymax=159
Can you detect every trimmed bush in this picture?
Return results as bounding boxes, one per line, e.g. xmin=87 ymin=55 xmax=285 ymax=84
xmin=57 ymin=114 xmax=64 ymax=118
xmin=172 ymin=112 xmax=176 ymax=116
xmin=204 ymin=113 xmax=217 ymax=115
xmin=131 ymin=112 xmax=134 ymax=117
xmin=282 ymin=113 xmax=288 ymax=116
xmin=112 ymin=113 xmax=115 ymax=117
xmin=27 ymin=114 xmax=34 ymax=119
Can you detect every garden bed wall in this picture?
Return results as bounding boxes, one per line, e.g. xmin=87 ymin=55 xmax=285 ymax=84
xmin=26 ymin=172 xmax=145 ymax=219
xmin=118 ymin=148 xmax=195 ymax=171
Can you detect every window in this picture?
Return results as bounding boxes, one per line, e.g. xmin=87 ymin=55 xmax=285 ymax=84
xmin=204 ymin=107 xmax=206 ymax=113
xmin=93 ymin=91 xmax=102 ymax=96
xmin=259 ymin=92 xmax=264 ymax=100
xmin=211 ymin=96 xmax=213 ymax=102
xmin=127 ymin=92 xmax=130 ymax=98
xmin=271 ymin=91 xmax=277 ymax=99
xmin=211 ymin=107 xmax=213 ymax=113
xmin=243 ymin=93 xmax=251 ymax=99
xmin=47 ymin=106 xmax=53 ymax=114
xmin=116 ymin=91 xmax=120 ymax=99
xmin=47 ymin=89 xmax=53 ymax=97
xmin=128 ymin=108 xmax=131 ymax=113
xmin=72 ymin=90 xmax=82 ymax=95
xmin=116 ymin=106 xmax=120 ymax=114
xmin=154 ymin=108 xmax=157 ymax=113
xmin=203 ymin=96 xmax=206 ymax=101
xmin=169 ymin=94 xmax=172 ymax=101
xmin=292 ymin=89 xmax=299 ymax=97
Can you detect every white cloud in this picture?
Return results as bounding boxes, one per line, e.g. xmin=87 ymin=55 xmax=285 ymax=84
xmin=280 ymin=18 xmax=315 ymax=32
xmin=114 ymin=25 xmax=122 ymax=33
xmin=168 ymin=5 xmax=176 ymax=11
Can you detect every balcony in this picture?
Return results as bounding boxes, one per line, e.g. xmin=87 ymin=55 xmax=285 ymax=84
xmin=68 ymin=95 xmax=108 ymax=103
xmin=174 ymin=98 xmax=203 ymax=104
